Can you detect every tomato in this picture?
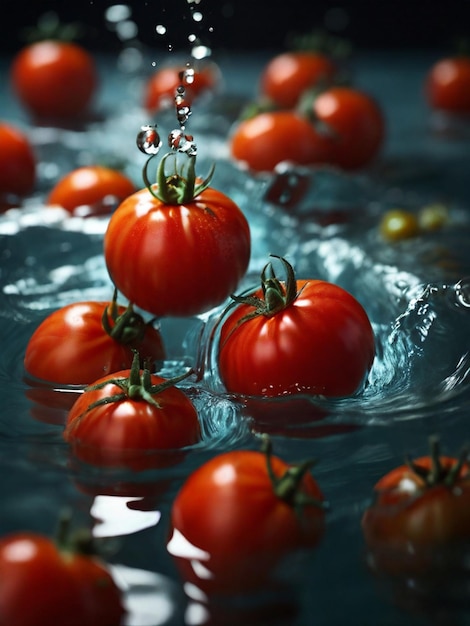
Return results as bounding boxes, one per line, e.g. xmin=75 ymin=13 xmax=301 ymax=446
xmin=425 ymin=56 xmax=470 ymax=114
xmin=0 ymin=528 xmax=124 ymax=626
xmin=379 ymin=209 xmax=420 ymax=242
xmin=309 ymin=86 xmax=385 ymax=170
xmin=104 ymin=154 xmax=250 ymax=317
xmin=47 ymin=165 xmax=136 ymax=216
xmin=10 ymin=40 xmax=98 ymax=119
xmin=260 ymin=51 xmax=338 ymax=109
xmin=168 ymin=437 xmax=325 ymax=594
xmin=24 ymin=295 xmax=165 ymax=386
xmin=144 ymin=60 xmax=219 ymax=113
xmin=0 ymin=122 xmax=36 ymax=204
xmin=230 ymin=110 xmax=334 ymax=173
xmin=64 ymin=352 xmax=200 ymax=470
xmin=361 ymin=437 xmax=470 ymax=576
xmin=217 ymin=256 xmax=375 ymax=401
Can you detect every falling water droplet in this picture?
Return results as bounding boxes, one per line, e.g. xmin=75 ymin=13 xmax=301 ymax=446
xmin=174 ymin=89 xmax=192 ymax=128
xmin=454 ymin=278 xmax=470 ymax=309
xmin=136 ymin=125 xmax=163 ymax=155
xmin=168 ymin=129 xmax=197 ymax=156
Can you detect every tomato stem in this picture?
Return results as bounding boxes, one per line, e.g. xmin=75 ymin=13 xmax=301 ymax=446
xmin=405 ymin=435 xmax=469 ymax=488
xmin=143 ymin=152 xmax=215 ymax=204
xmin=101 ymin=288 xmax=148 ymax=345
xmin=261 ymin=435 xmax=325 ymax=516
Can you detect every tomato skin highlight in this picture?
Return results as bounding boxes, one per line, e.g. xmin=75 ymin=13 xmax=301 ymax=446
xmin=230 ymin=110 xmax=333 ymax=173
xmin=64 ymin=369 xmax=200 ymax=469
xmin=0 ymin=122 xmax=36 ymax=200
xmin=104 ymin=185 xmax=251 ymax=317
xmin=260 ymin=51 xmax=338 ymax=108
xmin=24 ymin=301 xmax=165 ymax=386
xmin=10 ymin=40 xmax=98 ymax=119
xmin=425 ymin=56 xmax=470 ymax=114
xmin=168 ymin=449 xmax=325 ymax=594
xmin=47 ymin=165 xmax=136 ymax=215
xmin=362 ymin=454 xmax=470 ymax=576
xmin=0 ymin=533 xmax=125 ymax=626
xmin=311 ymin=86 xmax=385 ymax=170
xmin=218 ymin=279 xmax=375 ymax=399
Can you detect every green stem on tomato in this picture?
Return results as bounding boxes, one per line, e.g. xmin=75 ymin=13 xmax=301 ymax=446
xmin=101 ymin=288 xmax=148 ymax=345
xmin=405 ymin=435 xmax=469 ymax=488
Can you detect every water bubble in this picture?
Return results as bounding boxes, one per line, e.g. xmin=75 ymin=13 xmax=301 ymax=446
xmin=168 ymin=130 xmax=197 ymax=156
xmin=454 ymin=278 xmax=470 ymax=309
xmin=136 ymin=125 xmax=163 ymax=155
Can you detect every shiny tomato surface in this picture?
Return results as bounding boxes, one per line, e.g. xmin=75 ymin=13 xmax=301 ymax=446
xmin=24 ymin=300 xmax=165 ymax=385
xmin=0 ymin=122 xmax=36 ymax=201
xmin=425 ymin=56 xmax=470 ymax=113
xmin=11 ymin=40 xmax=97 ymax=119
xmin=218 ymin=279 xmax=375 ymax=399
xmin=0 ymin=532 xmax=124 ymax=626
xmin=47 ymin=165 xmax=136 ymax=215
xmin=64 ymin=368 xmax=200 ymax=469
xmin=104 ymin=184 xmax=250 ymax=317
xmin=230 ymin=110 xmax=333 ymax=173
xmin=168 ymin=448 xmax=325 ymax=594
xmin=311 ymin=86 xmax=385 ymax=169
xmin=260 ymin=51 xmax=338 ymax=108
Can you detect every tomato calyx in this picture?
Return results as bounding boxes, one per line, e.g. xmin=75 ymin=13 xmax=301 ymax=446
xmin=79 ymin=351 xmax=193 ymax=415
xmin=55 ymin=509 xmax=99 ymax=557
xmin=405 ymin=436 xmax=469 ymax=489
xmin=261 ymin=435 xmax=325 ymax=517
xmin=143 ymin=152 xmax=215 ymax=204
xmin=101 ymin=288 xmax=151 ymax=345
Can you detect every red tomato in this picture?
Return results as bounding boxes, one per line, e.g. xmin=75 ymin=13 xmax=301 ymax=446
xmin=47 ymin=165 xmax=136 ymax=216
xmin=310 ymin=86 xmax=385 ymax=169
xmin=425 ymin=56 xmax=470 ymax=114
xmin=362 ymin=438 xmax=470 ymax=576
xmin=168 ymin=439 xmax=325 ymax=594
xmin=260 ymin=51 xmax=338 ymax=108
xmin=0 ymin=531 xmax=124 ymax=626
xmin=0 ymin=122 xmax=36 ymax=203
xmin=144 ymin=61 xmax=219 ymax=113
xmin=104 ymin=154 xmax=250 ymax=317
xmin=218 ymin=256 xmax=375 ymax=400
xmin=64 ymin=355 xmax=200 ymax=470
xmin=230 ymin=110 xmax=334 ymax=173
xmin=24 ymin=298 xmax=165 ymax=386
xmin=10 ymin=40 xmax=98 ymax=119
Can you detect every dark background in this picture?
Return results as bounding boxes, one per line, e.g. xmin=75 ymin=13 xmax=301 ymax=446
xmin=2 ymin=0 xmax=470 ymax=54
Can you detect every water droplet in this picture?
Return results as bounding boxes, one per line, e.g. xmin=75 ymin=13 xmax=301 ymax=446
xmin=192 ymin=11 xmax=203 ymax=22
xmin=156 ymin=24 xmax=166 ymax=35
xmin=136 ymin=125 xmax=162 ymax=155
xmin=174 ymin=91 xmax=192 ymax=127
xmin=191 ymin=44 xmax=211 ymax=60
xmin=105 ymin=4 xmax=132 ymax=23
xmin=168 ymin=129 xmax=197 ymax=156
xmin=454 ymin=278 xmax=470 ymax=309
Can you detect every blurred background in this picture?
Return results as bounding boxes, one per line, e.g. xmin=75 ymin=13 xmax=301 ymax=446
xmin=2 ymin=0 xmax=470 ymax=54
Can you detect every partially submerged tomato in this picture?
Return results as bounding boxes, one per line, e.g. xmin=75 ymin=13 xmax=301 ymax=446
xmin=362 ymin=437 xmax=470 ymax=576
xmin=260 ymin=51 xmax=338 ymax=109
xmin=104 ymin=153 xmax=251 ymax=317
xmin=0 ymin=523 xmax=125 ymax=626
xmin=425 ymin=55 xmax=470 ymax=114
xmin=47 ymin=165 xmax=136 ymax=216
xmin=10 ymin=40 xmax=98 ymax=119
xmin=168 ymin=436 xmax=325 ymax=595
xmin=24 ymin=293 xmax=165 ymax=386
xmin=0 ymin=122 xmax=36 ymax=205
xmin=218 ymin=256 xmax=375 ymax=401
xmin=64 ymin=352 xmax=200 ymax=470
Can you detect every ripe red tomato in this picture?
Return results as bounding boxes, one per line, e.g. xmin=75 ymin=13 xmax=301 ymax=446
xmin=64 ymin=354 xmax=200 ymax=470
xmin=168 ymin=439 xmax=325 ymax=594
xmin=260 ymin=51 xmax=338 ymax=108
xmin=0 ymin=122 xmax=36 ymax=204
xmin=310 ymin=86 xmax=385 ymax=169
xmin=362 ymin=438 xmax=470 ymax=576
xmin=0 ymin=531 xmax=125 ymax=626
xmin=104 ymin=154 xmax=251 ymax=317
xmin=24 ymin=297 xmax=165 ymax=386
xmin=144 ymin=61 xmax=219 ymax=113
xmin=230 ymin=110 xmax=334 ymax=173
xmin=47 ymin=165 xmax=136 ymax=216
xmin=10 ymin=40 xmax=98 ymax=119
xmin=425 ymin=55 xmax=470 ymax=114
xmin=218 ymin=256 xmax=375 ymax=400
